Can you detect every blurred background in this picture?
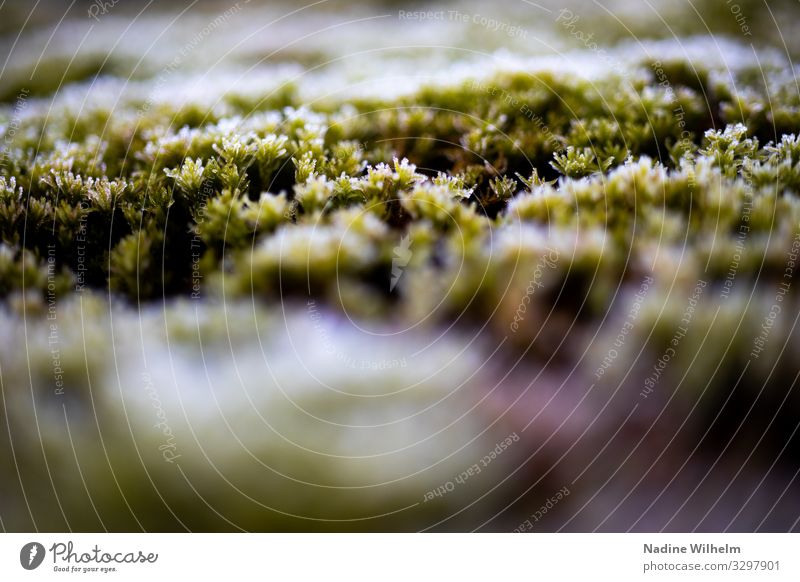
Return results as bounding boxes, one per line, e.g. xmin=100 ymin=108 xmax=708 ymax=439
xmin=3 ymin=0 xmax=800 ymax=103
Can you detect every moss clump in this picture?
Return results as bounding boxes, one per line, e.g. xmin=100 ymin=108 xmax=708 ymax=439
xmin=2 ymin=52 xmax=799 ymax=310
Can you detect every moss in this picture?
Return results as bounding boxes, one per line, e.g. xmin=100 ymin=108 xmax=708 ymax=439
xmin=2 ymin=6 xmax=800 ymax=531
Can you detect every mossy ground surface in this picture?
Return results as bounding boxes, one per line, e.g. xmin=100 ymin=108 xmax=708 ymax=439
xmin=1 ymin=0 xmax=800 ymax=531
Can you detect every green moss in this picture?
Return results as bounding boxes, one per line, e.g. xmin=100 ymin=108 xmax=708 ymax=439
xmin=3 ymin=15 xmax=800 ymax=530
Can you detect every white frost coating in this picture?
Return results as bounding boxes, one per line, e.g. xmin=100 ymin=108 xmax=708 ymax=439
xmin=5 ymin=22 xmax=788 ymax=119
